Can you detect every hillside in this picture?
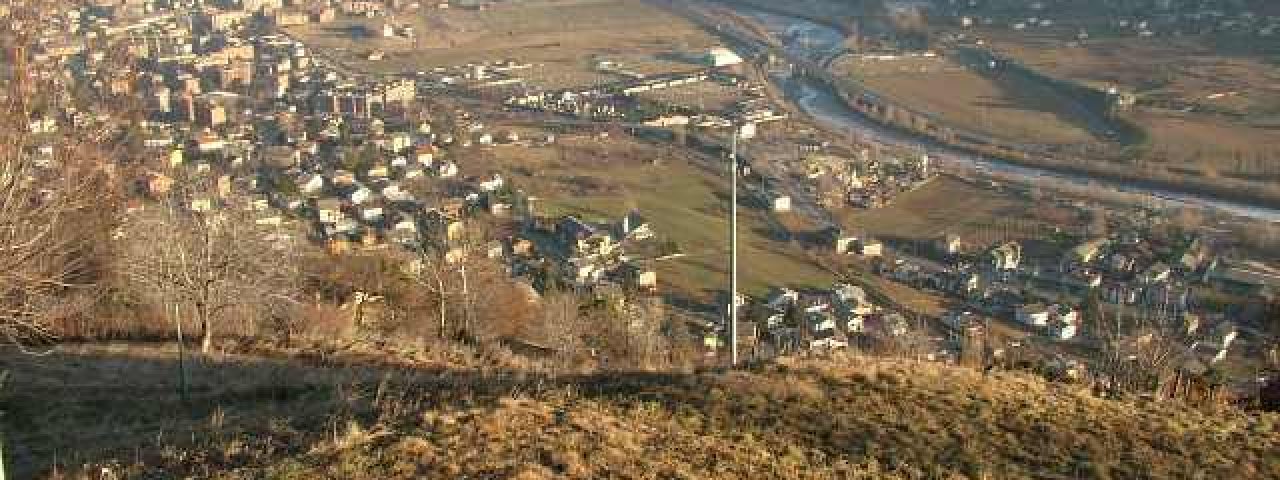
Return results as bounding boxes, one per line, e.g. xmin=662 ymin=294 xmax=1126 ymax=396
xmin=6 ymin=343 xmax=1280 ymax=479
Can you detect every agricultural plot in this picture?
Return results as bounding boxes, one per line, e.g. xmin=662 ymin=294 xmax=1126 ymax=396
xmin=466 ymin=132 xmax=835 ymax=302
xmin=970 ymin=28 xmax=1280 ymax=178
xmin=286 ymin=0 xmax=720 ymax=89
xmin=839 ymin=175 xmax=1086 ymax=264
xmin=831 ymin=54 xmax=1100 ymax=146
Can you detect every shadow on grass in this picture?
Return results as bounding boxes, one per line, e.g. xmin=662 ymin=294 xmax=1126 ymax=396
xmin=5 ymin=342 xmax=1277 ymax=479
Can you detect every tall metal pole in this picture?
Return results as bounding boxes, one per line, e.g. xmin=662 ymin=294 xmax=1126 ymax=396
xmin=460 ymin=263 xmax=472 ymax=342
xmin=729 ymin=127 xmax=739 ymax=367
xmin=174 ymin=303 xmax=188 ymax=403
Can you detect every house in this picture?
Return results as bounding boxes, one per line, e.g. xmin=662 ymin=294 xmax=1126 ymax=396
xmin=190 ymin=196 xmax=215 ymax=213
xmin=248 ymin=194 xmax=271 ymax=212
xmin=316 ymin=199 xmax=345 ymax=224
xmin=810 ymin=330 xmax=848 ymax=349
xmin=765 ymin=288 xmax=799 ymax=311
xmin=1141 ymin=262 xmax=1172 ymax=284
xmin=485 ymin=240 xmax=506 ymax=259
xmin=490 ymin=202 xmax=512 ymax=216
xmin=1070 ymin=238 xmax=1108 ymax=264
xmin=573 ymin=262 xmax=604 ymax=286
xmin=414 ymin=145 xmax=436 ymax=166
xmin=360 ymin=207 xmax=384 ymax=222
xmin=846 ymin=315 xmax=866 ymax=333
xmin=144 ymin=172 xmax=173 ymax=197
xmin=479 ymin=173 xmax=505 ymax=192
xmin=558 ymin=216 xmax=598 ymax=245
xmin=990 ymin=242 xmax=1021 ymax=271
xmin=300 ymin=174 xmax=326 ymax=195
xmin=350 ymin=186 xmax=375 ymax=205
xmin=167 ymin=149 xmax=184 ymax=168
xmin=1016 ymin=304 xmax=1051 ymax=327
xmin=437 ymin=162 xmax=458 ymax=178
xmin=623 ymin=262 xmax=658 ymax=291
xmin=1052 ymin=317 xmax=1079 ymax=340
xmin=883 ymin=313 xmax=909 ymax=337
xmin=513 ymin=238 xmax=535 ymax=256
xmin=445 ymin=247 xmax=468 ymax=264
xmin=367 ymin=164 xmax=390 ymax=180
xmin=939 ymin=234 xmax=963 ymax=255
xmin=1052 ymin=305 xmax=1080 ymax=326
xmin=945 ymin=310 xmax=982 ymax=330
xmin=332 ymin=170 xmax=358 ymax=187
xmin=858 ymin=239 xmax=884 ymax=257
xmin=835 ymin=234 xmax=858 ymax=255
xmin=446 ymin=220 xmax=467 ymax=243
xmin=770 ymin=194 xmax=792 ymax=213
xmin=382 ymin=184 xmax=414 ymax=203
xmin=620 ymin=210 xmax=654 ymax=240
xmin=706 ymin=47 xmax=743 ymax=67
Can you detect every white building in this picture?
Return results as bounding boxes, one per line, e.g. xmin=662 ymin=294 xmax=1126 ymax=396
xmin=706 ymin=47 xmax=743 ymax=67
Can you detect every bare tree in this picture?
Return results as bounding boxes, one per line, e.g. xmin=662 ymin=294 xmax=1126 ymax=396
xmin=119 ymin=204 xmax=301 ymax=353
xmin=0 ymin=55 xmax=116 ymax=348
xmin=0 ymin=136 xmax=113 ymax=348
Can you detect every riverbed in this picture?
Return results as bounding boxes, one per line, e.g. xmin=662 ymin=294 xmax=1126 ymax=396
xmin=731 ymin=4 xmax=1280 ymax=223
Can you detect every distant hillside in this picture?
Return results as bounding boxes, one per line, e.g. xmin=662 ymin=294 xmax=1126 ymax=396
xmin=6 ymin=343 xmax=1279 ymax=479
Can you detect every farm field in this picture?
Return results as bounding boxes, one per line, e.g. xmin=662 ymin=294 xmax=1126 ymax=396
xmin=1132 ymin=109 xmax=1280 ymax=181
xmin=838 ymin=175 xmax=1085 ymax=264
xmin=977 ymin=31 xmax=1280 ymax=115
xmin=831 ymin=54 xmax=1099 ymax=146
xmin=463 ymin=131 xmax=835 ymax=302
xmin=970 ymin=29 xmax=1280 ymax=177
xmin=285 ymin=0 xmax=720 ymax=89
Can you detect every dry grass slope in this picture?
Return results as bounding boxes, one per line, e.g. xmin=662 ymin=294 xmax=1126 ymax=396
xmin=7 ymin=344 xmax=1280 ymax=479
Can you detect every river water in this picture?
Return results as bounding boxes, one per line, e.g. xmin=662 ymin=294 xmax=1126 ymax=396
xmin=735 ymin=7 xmax=1280 ymax=223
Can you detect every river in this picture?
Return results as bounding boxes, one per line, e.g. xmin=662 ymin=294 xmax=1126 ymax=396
xmin=732 ymin=7 xmax=1280 ymax=223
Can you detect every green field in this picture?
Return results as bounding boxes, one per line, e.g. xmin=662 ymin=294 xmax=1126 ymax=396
xmin=470 ymin=133 xmax=834 ymax=301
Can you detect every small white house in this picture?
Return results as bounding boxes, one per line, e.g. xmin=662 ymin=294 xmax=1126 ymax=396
xmin=771 ymin=195 xmax=792 ymax=213
xmin=360 ymin=207 xmax=384 ymax=222
xmin=350 ymin=186 xmax=375 ymax=205
xmin=706 ymin=47 xmax=743 ymax=67
xmin=437 ymin=162 xmax=458 ymax=178
xmin=1016 ymin=304 xmax=1051 ymax=327
xmin=859 ymin=240 xmax=884 ymax=257
xmin=479 ymin=174 xmax=505 ymax=192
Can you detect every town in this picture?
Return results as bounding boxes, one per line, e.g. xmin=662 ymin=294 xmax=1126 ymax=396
xmin=14 ymin=0 xmax=1279 ymax=391
xmin=5 ymin=0 xmax=1280 ymax=477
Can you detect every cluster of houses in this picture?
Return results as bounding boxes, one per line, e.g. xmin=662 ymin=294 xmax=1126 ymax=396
xmin=505 ymin=56 xmax=785 ymax=134
xmin=790 ymin=148 xmax=936 ymax=210
xmin=752 ymin=284 xmax=910 ymax=352
xmin=21 ymin=0 xmax=1278 ymax=380
xmin=952 ymin=0 xmax=1279 ymax=37
xmin=22 ymin=0 xmax=685 ymax=313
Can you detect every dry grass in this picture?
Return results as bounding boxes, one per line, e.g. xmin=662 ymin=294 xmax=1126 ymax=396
xmin=839 ymin=175 xmax=1083 ymax=261
xmin=287 ymin=0 xmax=718 ymax=86
xmin=978 ymin=31 xmax=1280 ymax=114
xmin=972 ymin=28 xmax=1280 ymax=176
xmin=9 ymin=345 xmax=1279 ymax=479
xmin=466 ymin=133 xmax=835 ymax=301
xmin=834 ymin=55 xmax=1098 ymax=145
